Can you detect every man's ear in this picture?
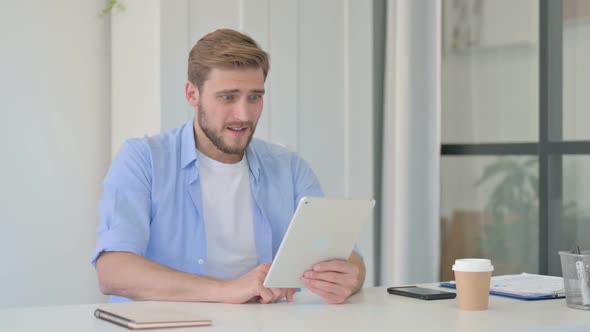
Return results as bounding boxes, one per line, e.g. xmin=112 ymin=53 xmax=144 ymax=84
xmin=185 ymin=81 xmax=200 ymax=108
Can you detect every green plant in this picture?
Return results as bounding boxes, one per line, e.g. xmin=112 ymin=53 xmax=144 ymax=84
xmin=475 ymin=158 xmax=539 ymax=272
xmin=475 ymin=157 xmax=585 ymax=273
xmin=102 ymin=0 xmax=125 ymax=15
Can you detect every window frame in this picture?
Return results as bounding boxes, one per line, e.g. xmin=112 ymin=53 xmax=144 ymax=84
xmin=440 ymin=0 xmax=590 ymax=275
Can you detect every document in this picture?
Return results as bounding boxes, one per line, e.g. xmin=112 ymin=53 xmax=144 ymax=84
xmin=94 ymin=301 xmax=212 ymax=330
xmin=440 ymin=273 xmax=565 ymax=300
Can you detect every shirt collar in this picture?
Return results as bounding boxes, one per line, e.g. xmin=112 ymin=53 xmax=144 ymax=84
xmin=180 ymin=118 xmax=198 ymax=168
xmin=245 ymin=140 xmax=261 ymax=183
xmin=180 ymin=117 xmax=261 ymax=183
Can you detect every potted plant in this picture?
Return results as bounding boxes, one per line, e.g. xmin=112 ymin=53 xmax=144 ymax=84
xmin=475 ymin=157 xmax=583 ymax=274
xmin=102 ymin=0 xmax=125 ymax=15
xmin=475 ymin=158 xmax=539 ymax=274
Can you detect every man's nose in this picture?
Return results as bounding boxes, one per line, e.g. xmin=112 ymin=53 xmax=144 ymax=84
xmin=231 ymin=99 xmax=250 ymax=121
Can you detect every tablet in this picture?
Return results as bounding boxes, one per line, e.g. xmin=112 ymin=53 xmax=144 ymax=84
xmin=263 ymin=197 xmax=375 ymax=288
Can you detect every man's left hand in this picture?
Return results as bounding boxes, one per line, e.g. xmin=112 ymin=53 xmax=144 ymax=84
xmin=300 ymin=259 xmax=361 ymax=304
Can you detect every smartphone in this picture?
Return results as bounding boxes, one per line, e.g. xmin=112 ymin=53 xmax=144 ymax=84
xmin=387 ymin=286 xmax=456 ymax=300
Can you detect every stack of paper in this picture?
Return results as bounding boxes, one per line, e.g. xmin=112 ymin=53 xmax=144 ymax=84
xmin=440 ymin=273 xmax=565 ymax=300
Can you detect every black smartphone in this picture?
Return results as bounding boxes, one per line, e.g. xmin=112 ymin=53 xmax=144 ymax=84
xmin=387 ymin=286 xmax=456 ymax=300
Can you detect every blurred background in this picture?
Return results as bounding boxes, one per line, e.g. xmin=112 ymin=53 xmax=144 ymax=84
xmin=440 ymin=0 xmax=590 ymax=280
xmin=0 ymin=0 xmax=588 ymax=309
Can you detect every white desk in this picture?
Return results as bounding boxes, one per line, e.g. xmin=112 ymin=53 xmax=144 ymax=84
xmin=1 ymin=286 xmax=589 ymax=332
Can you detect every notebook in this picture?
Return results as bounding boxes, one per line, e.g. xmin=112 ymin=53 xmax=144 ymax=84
xmin=440 ymin=273 xmax=565 ymax=301
xmin=94 ymin=301 xmax=212 ymax=330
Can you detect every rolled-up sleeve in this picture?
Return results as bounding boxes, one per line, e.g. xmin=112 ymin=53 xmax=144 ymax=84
xmin=293 ymin=157 xmax=324 ymax=202
xmin=91 ymin=139 xmax=152 ymax=266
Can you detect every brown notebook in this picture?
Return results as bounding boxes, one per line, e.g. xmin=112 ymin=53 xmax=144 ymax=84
xmin=94 ymin=301 xmax=212 ymax=330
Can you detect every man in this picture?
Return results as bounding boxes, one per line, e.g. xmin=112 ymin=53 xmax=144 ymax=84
xmin=93 ymin=29 xmax=365 ymax=305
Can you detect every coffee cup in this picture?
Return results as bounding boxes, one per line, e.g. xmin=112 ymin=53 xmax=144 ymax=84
xmin=452 ymin=258 xmax=494 ymax=310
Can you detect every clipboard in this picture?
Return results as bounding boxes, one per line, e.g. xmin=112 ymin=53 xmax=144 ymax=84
xmin=439 ymin=273 xmax=565 ymax=301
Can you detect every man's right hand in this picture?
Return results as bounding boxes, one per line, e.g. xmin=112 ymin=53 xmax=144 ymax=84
xmin=219 ymin=263 xmax=296 ymax=304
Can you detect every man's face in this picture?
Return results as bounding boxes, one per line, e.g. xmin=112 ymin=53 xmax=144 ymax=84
xmin=194 ymin=67 xmax=265 ymax=156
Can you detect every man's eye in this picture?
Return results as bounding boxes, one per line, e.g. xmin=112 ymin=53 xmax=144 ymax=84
xmin=249 ymin=95 xmax=262 ymax=102
xmin=221 ymin=95 xmax=234 ymax=101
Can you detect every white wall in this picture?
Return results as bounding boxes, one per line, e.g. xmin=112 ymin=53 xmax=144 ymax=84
xmin=111 ymin=0 xmax=161 ymax=155
xmin=112 ymin=0 xmax=377 ymax=285
xmin=0 ymin=1 xmax=110 ymax=307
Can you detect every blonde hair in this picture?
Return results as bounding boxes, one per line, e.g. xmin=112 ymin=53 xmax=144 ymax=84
xmin=188 ymin=29 xmax=270 ymax=91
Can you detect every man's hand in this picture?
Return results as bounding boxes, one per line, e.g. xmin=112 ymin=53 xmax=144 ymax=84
xmin=220 ymin=263 xmax=297 ymax=304
xmin=300 ymin=253 xmax=365 ymax=304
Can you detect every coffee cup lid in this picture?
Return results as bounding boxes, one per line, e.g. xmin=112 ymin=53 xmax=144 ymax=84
xmin=452 ymin=258 xmax=494 ymax=272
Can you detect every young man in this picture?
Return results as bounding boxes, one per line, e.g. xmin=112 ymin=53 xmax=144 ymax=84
xmin=93 ymin=29 xmax=365 ymax=304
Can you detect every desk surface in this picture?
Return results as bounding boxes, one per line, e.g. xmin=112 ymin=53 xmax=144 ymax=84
xmin=1 ymin=285 xmax=589 ymax=332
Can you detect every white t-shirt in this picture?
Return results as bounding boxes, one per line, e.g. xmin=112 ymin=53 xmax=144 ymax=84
xmin=197 ymin=149 xmax=258 ymax=280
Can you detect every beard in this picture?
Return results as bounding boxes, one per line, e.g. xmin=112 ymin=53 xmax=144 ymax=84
xmin=197 ymin=101 xmax=256 ymax=155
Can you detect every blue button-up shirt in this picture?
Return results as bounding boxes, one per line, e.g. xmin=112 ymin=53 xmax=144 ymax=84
xmin=92 ymin=119 xmax=323 ymax=302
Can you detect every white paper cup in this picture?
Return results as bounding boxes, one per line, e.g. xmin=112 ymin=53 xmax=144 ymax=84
xmin=452 ymin=259 xmax=494 ymax=311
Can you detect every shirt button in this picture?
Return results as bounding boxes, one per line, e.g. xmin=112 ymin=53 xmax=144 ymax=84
xmin=198 ymin=259 xmax=204 ymax=265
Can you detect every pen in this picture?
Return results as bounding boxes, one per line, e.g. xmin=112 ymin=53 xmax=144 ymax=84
xmin=575 ymin=245 xmax=590 ymax=306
